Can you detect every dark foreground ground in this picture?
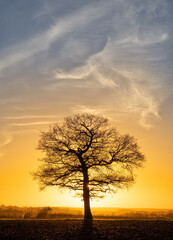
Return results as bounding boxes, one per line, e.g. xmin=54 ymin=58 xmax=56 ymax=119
xmin=0 ymin=220 xmax=173 ymax=240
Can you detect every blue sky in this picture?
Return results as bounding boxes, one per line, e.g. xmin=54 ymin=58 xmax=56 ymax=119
xmin=0 ymin=0 xmax=172 ymax=122
xmin=0 ymin=0 xmax=173 ymax=207
xmin=0 ymin=0 xmax=173 ymax=154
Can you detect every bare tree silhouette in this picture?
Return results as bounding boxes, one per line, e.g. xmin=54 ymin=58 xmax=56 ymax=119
xmin=33 ymin=113 xmax=145 ymax=222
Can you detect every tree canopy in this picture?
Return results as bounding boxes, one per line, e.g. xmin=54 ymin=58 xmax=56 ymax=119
xmin=34 ymin=113 xmax=145 ymax=221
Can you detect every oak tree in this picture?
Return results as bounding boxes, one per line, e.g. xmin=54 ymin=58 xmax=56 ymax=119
xmin=34 ymin=113 xmax=145 ymax=221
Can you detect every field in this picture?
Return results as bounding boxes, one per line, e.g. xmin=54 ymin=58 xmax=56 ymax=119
xmin=0 ymin=220 xmax=173 ymax=240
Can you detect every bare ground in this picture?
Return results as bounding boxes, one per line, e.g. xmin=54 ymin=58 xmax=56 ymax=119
xmin=0 ymin=220 xmax=173 ymax=240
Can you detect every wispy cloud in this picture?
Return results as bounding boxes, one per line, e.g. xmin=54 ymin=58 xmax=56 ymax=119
xmin=0 ymin=125 xmax=13 ymax=159
xmin=0 ymin=2 xmax=111 ymax=74
xmin=56 ymin=66 xmax=92 ymax=80
xmin=0 ymin=115 xmax=59 ymax=120
xmin=115 ymin=32 xmax=168 ymax=47
xmin=54 ymin=32 xmax=163 ymax=128
xmin=10 ymin=121 xmax=54 ymax=127
xmin=72 ymin=105 xmax=103 ymax=115
xmin=0 ymin=0 xmax=172 ymax=131
xmin=0 ymin=134 xmax=12 ymax=148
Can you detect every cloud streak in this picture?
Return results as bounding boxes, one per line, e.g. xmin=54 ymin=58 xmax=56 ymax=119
xmin=0 ymin=116 xmax=59 ymax=120
xmin=0 ymin=0 xmax=172 ymax=134
xmin=54 ymin=31 xmax=164 ymax=128
xmin=0 ymin=2 xmax=111 ymax=73
xmin=10 ymin=122 xmax=54 ymax=127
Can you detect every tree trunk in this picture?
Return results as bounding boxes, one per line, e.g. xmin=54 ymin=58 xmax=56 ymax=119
xmin=83 ymin=168 xmax=93 ymax=222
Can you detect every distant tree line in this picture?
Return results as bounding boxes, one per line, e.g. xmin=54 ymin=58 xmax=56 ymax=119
xmin=0 ymin=205 xmax=173 ymax=220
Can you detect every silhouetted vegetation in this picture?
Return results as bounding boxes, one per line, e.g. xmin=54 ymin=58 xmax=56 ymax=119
xmin=35 ymin=207 xmax=52 ymax=219
xmin=33 ymin=113 xmax=145 ymax=221
xmin=0 ymin=205 xmax=173 ymax=221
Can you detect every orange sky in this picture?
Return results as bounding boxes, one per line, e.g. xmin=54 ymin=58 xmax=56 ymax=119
xmin=0 ymin=0 xmax=173 ymax=209
xmin=0 ymin=113 xmax=172 ymax=209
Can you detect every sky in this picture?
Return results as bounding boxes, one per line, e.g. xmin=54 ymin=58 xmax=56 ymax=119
xmin=0 ymin=0 xmax=173 ymax=209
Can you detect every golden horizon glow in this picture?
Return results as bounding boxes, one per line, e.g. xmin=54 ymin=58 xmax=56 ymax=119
xmin=0 ymin=117 xmax=172 ymax=210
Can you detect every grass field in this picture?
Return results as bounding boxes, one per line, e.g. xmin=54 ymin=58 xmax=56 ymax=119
xmin=0 ymin=220 xmax=173 ymax=240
